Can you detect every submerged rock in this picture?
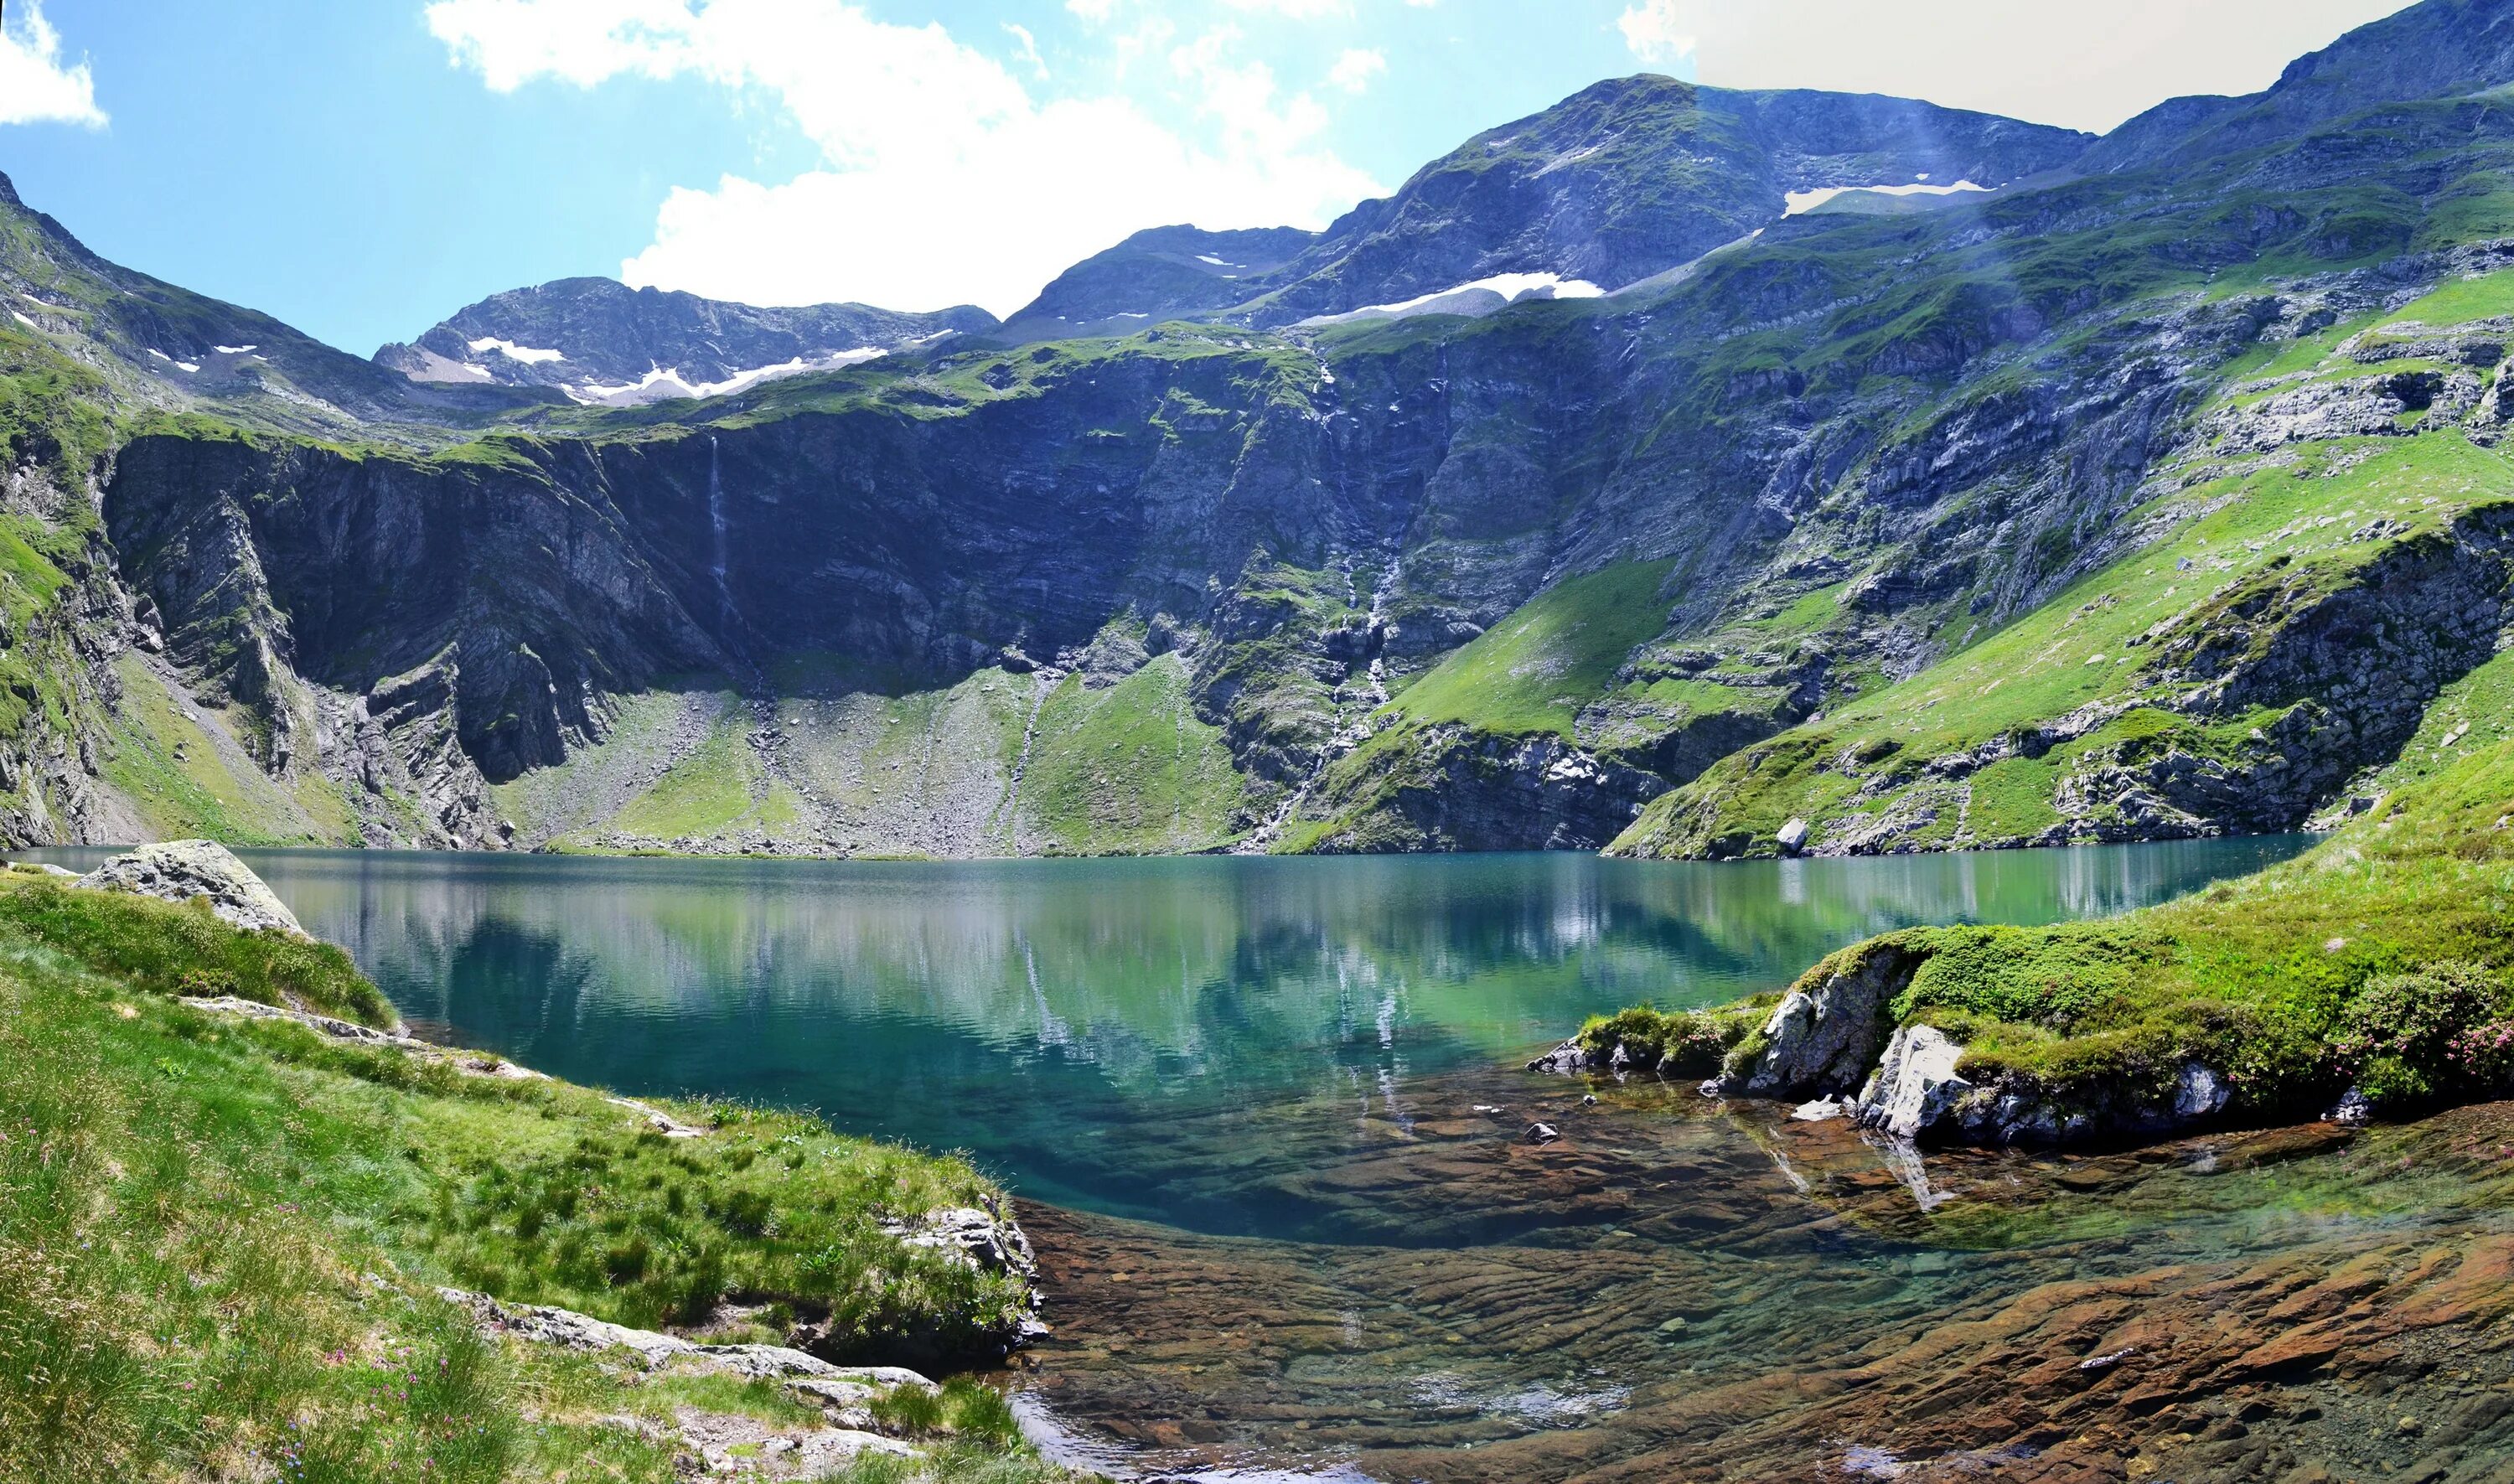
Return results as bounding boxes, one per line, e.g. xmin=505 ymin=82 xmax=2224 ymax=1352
xmin=75 ymin=839 xmax=307 ymax=937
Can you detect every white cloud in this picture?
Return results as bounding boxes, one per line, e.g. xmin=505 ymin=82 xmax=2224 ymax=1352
xmin=1221 ymin=0 xmax=1353 ymax=18
xmin=0 ymin=1 xmax=106 ymax=128
xmin=1003 ymin=22 xmax=1047 ymax=80
xmin=1064 ymin=0 xmax=1120 ymax=21
xmin=1328 ymin=47 xmax=1385 ymax=95
xmin=1616 ymin=0 xmax=1695 ymax=70
xmin=427 ymin=0 xmax=1380 ymax=317
xmin=1607 ymin=1 xmax=2410 ymax=134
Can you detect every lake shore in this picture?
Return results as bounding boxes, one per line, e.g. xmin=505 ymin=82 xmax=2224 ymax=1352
xmin=1553 ymin=741 xmax=2514 ymax=1151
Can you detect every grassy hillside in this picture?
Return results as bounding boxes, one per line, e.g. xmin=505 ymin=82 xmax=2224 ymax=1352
xmin=1613 ymin=258 xmax=2514 ymax=861
xmin=1582 ymin=734 xmax=2514 ymax=1135
xmin=0 ymin=871 xmax=1073 ymax=1482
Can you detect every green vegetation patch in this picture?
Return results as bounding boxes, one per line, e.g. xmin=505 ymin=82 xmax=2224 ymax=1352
xmin=0 ymin=869 xmax=386 ymax=1023
xmin=0 ymin=871 xmax=1064 ymax=1482
xmin=1616 ymin=432 xmax=2514 ymax=858
xmin=1590 ymin=737 xmax=2514 ymax=1128
xmin=1384 ymin=560 xmax=1677 ymax=741
xmin=1016 ymin=655 xmax=1247 ymax=855
xmin=608 ymin=712 xmax=761 ymax=840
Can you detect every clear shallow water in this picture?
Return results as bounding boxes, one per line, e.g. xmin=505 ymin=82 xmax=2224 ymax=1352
xmin=46 ymin=836 xmax=2513 ymax=1482
xmin=21 ymin=839 xmax=2301 ymax=1232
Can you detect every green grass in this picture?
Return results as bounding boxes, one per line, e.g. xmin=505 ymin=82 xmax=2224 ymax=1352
xmin=1382 ymin=560 xmax=1677 ymax=742
xmin=607 ymin=714 xmax=760 ymax=840
xmin=0 ymin=868 xmax=388 ymax=1023
xmin=0 ymin=873 xmax=1074 ymax=1482
xmin=2379 ymin=266 xmax=2514 ymax=329
xmin=1015 ymin=655 xmax=1246 ymax=855
xmin=1587 ymin=737 xmax=2514 ymax=1130
xmin=99 ymin=654 xmax=352 ymax=846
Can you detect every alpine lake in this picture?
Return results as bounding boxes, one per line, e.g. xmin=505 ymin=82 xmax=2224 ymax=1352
xmin=33 ymin=837 xmax=2514 ymax=1482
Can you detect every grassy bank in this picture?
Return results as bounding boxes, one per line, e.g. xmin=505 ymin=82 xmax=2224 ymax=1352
xmin=0 ymin=871 xmax=1078 ymax=1482
xmin=1579 ymin=736 xmax=2514 ymax=1135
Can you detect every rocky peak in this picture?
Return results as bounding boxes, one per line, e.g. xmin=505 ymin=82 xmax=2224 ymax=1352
xmin=375 ymin=277 xmax=1000 ymax=407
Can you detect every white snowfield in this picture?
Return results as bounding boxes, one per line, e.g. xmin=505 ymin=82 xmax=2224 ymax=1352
xmin=1782 ymin=178 xmax=1990 ymax=215
xmin=1297 ymin=271 xmax=1605 ymax=328
xmin=468 ymin=336 xmax=568 ymax=365
xmin=562 ymin=347 xmax=889 ymax=408
xmin=212 ymin=344 xmax=258 ymax=354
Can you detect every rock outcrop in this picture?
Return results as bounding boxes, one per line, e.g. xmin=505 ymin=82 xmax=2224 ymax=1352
xmin=77 ymin=839 xmax=306 ymax=936
xmin=1851 ymin=1025 xmax=1972 ymax=1139
xmin=1723 ymin=940 xmax=1922 ymax=1099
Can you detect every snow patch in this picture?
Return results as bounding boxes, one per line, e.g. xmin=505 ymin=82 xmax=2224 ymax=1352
xmin=1784 ymin=179 xmax=1990 ymax=215
xmin=562 ymin=349 xmax=887 ymax=407
xmin=9 ymin=311 xmax=36 ymax=331
xmin=213 ymin=344 xmax=258 ymax=355
xmin=1298 ymin=271 xmax=1605 ymax=328
xmin=1196 ymin=255 xmax=1240 ymax=267
xmin=468 ymin=337 xmax=567 ymax=365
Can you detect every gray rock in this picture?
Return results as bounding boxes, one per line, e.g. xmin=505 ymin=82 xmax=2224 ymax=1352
xmin=881 ymin=1204 xmax=1037 ymax=1288
xmin=1776 ymin=817 xmax=1810 ymax=851
xmin=77 ymin=840 xmax=306 ymax=936
xmin=1732 ymin=943 xmax=1919 ymax=1099
xmin=1525 ymin=1038 xmax=1593 ymax=1074
xmin=1853 ymin=1025 xmax=1973 ymax=1140
xmin=2172 ymin=1062 xmax=2232 ymax=1120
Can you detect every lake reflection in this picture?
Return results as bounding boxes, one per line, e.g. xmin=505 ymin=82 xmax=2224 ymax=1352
xmin=20 ymin=839 xmax=2305 ymax=1228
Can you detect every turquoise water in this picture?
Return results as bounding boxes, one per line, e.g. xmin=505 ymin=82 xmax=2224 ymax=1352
xmin=24 ymin=840 xmax=2303 ymax=1233
xmin=61 ymin=836 xmax=2506 ymax=1482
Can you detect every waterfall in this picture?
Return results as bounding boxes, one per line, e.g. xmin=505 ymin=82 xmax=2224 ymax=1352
xmin=706 ymin=435 xmax=732 ymax=621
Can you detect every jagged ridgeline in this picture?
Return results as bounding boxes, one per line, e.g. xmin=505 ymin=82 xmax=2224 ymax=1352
xmin=8 ymin=0 xmax=2514 ymax=856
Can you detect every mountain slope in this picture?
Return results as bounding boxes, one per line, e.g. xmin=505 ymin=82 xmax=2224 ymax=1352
xmin=377 ymin=277 xmax=998 ymax=406
xmin=1004 ymin=77 xmax=2091 ymax=335
xmin=17 ymin=0 xmax=2514 ymax=859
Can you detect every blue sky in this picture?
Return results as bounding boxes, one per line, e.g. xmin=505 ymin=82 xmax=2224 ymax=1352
xmin=0 ymin=0 xmax=2413 ymax=355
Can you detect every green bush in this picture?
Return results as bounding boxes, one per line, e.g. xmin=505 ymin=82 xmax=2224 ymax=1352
xmin=2339 ymin=961 xmax=2510 ymax=1108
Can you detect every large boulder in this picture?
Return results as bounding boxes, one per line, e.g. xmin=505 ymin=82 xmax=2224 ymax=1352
xmin=75 ymin=840 xmax=307 ymax=937
xmin=1727 ymin=940 xmax=1921 ymax=1099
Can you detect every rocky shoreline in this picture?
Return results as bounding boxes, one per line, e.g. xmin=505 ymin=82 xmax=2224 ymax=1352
xmin=1531 ymin=930 xmax=2284 ymax=1149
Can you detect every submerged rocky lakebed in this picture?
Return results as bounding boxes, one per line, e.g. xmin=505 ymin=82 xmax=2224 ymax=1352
xmin=28 ymin=839 xmax=2514 ymax=1481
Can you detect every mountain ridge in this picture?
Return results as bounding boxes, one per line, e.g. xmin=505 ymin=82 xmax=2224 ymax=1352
xmin=5 ymin=0 xmax=2514 ymax=859
xmin=376 ymin=277 xmax=999 ymax=408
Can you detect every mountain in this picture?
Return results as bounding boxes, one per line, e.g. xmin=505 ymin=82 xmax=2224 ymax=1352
xmin=375 ymin=277 xmax=998 ymax=406
xmin=1002 ymin=78 xmax=2092 ymax=334
xmin=7 ymin=0 xmax=2514 ymax=861
xmin=2086 ymin=0 xmax=2514 ymax=173
xmin=1 ymin=171 xmax=542 ymax=432
xmin=998 ymin=226 xmax=1320 ymax=341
